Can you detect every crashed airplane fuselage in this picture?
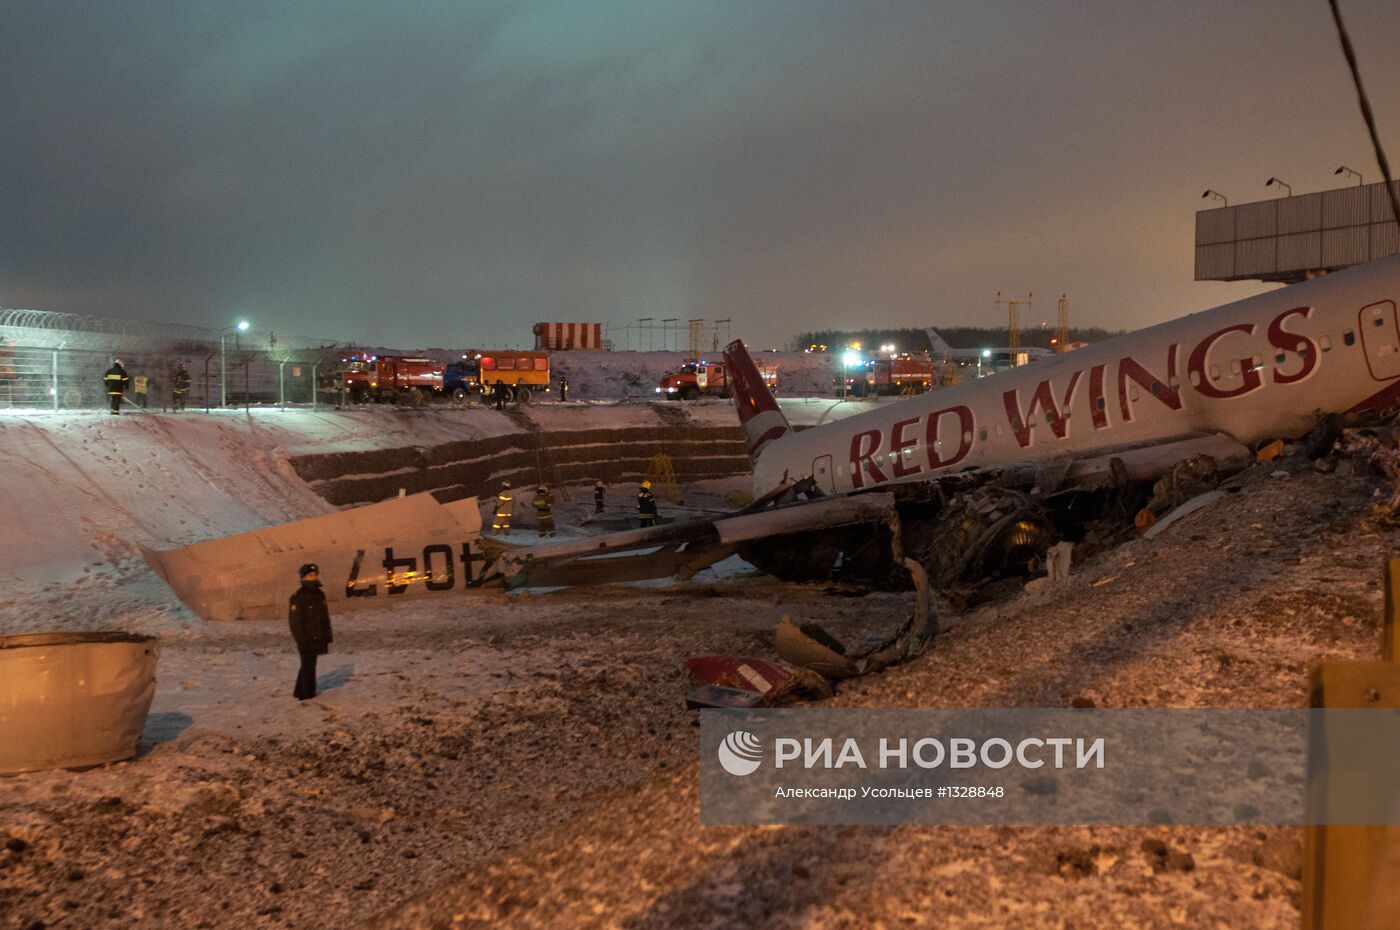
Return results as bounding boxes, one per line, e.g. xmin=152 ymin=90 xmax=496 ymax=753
xmin=143 ymin=254 xmax=1400 ymax=620
xmin=733 ymin=254 xmax=1400 ymax=500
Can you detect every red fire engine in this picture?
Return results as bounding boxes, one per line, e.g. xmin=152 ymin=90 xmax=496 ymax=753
xmin=849 ymin=355 xmax=934 ymax=397
xmin=657 ymin=359 xmax=778 ymax=400
xmin=339 ymin=355 xmax=444 ymax=405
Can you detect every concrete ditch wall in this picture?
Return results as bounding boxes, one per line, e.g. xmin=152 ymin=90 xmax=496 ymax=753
xmin=288 ymin=420 xmax=752 ymax=506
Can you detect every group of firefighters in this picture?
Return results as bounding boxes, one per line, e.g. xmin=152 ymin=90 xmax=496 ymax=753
xmin=491 ymin=477 xmax=658 ymax=535
xmin=102 ymin=359 xmax=192 ymax=414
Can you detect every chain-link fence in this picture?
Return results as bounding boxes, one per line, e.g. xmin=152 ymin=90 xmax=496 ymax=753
xmin=0 ymin=309 xmax=343 ymax=411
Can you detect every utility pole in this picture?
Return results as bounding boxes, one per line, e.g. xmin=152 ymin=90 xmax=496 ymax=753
xmin=1056 ymin=294 xmax=1070 ymax=352
xmin=713 ymin=318 xmax=731 ymax=352
xmin=995 ymin=291 xmax=1032 ymax=360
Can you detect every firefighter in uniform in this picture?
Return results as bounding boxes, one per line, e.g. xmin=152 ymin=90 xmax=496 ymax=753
xmin=170 ymin=362 xmax=192 ymax=411
xmin=594 ymin=480 xmax=605 ymax=514
xmin=493 ymin=480 xmax=514 ymax=535
xmin=103 ymin=359 xmax=130 ymax=414
xmin=532 ymin=484 xmax=555 ymax=537
xmin=288 ymin=563 xmax=332 ymax=700
xmin=637 ymin=479 xmax=658 ymax=528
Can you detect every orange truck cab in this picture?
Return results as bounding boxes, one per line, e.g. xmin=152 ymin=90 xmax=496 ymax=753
xmin=475 ymin=351 xmax=551 ymax=404
xmin=657 ymin=359 xmax=777 ymax=400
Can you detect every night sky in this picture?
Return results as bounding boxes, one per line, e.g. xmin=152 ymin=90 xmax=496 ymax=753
xmin=3 ymin=1 xmax=1398 ymax=349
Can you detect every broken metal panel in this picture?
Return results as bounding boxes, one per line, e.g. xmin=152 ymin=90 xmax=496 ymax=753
xmin=713 ymin=493 xmax=896 ymax=545
xmin=1064 ymin=433 xmax=1252 ymax=487
xmin=513 ymin=542 xmax=719 ymax=587
xmin=774 ymin=616 xmax=860 ymax=679
xmin=0 ymin=633 xmax=158 ymax=775
xmin=142 ymin=493 xmax=509 ymax=621
xmin=1143 ymin=490 xmax=1229 ymax=540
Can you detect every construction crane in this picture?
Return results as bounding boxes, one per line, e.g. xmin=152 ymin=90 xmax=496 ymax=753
xmin=995 ymin=292 xmax=1032 ymax=357
xmin=687 ymin=319 xmax=705 ymax=358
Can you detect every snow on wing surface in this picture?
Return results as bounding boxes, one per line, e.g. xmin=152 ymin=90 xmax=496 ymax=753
xmin=141 ymin=493 xmax=500 ymax=622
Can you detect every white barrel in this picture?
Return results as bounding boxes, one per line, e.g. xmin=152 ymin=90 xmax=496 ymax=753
xmin=0 ymin=632 xmax=159 ymax=775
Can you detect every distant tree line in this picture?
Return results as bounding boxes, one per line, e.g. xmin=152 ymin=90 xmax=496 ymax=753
xmin=790 ymin=325 xmax=1126 ymax=353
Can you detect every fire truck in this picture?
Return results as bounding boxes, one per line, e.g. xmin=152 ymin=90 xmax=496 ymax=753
xmin=339 ymin=351 xmax=552 ymax=405
xmin=657 ymin=359 xmax=777 ymax=400
xmin=339 ymin=355 xmax=445 ymax=405
xmin=849 ymin=355 xmax=935 ymax=397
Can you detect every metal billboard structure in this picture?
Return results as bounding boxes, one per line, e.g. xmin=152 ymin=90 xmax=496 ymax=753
xmin=1196 ymin=180 xmax=1400 ymax=284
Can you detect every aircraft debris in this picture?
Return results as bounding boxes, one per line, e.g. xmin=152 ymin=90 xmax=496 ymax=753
xmin=1343 ymin=430 xmax=1400 ymax=525
xmin=775 ymin=616 xmax=861 ymax=679
xmin=1255 ymin=439 xmax=1285 ymax=462
xmin=1144 ymin=454 xmax=1232 ymax=515
xmin=1142 ymin=491 xmax=1230 ymax=541
xmin=1306 ymin=413 xmax=1347 ymax=460
xmin=770 ymin=556 xmax=936 ymax=683
xmin=683 ymin=655 xmax=831 ymax=708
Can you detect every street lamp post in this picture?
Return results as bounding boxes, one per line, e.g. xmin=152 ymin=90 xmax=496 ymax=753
xmin=841 ymin=349 xmax=861 ymax=400
xmin=219 ymin=320 xmax=251 ymax=408
xmin=1335 ymin=165 xmax=1364 ymax=186
xmin=1265 ymin=177 xmax=1292 ymax=197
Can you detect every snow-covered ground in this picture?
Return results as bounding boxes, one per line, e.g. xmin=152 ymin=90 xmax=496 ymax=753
xmin=3 ymin=400 xmax=1381 ymax=929
xmin=0 ymin=398 xmax=900 ymax=636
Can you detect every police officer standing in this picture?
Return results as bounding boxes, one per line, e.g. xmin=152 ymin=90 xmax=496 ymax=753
xmin=594 ymin=480 xmax=605 ymax=514
xmin=493 ymin=480 xmax=514 ymax=535
xmin=494 ymin=379 xmax=507 ymax=410
xmin=103 ymin=359 xmax=130 ymax=414
xmin=289 ymin=563 xmax=332 ymax=700
xmin=558 ymin=375 xmax=569 ymax=403
xmin=532 ymin=484 xmax=555 ymax=537
xmin=637 ymin=479 xmax=658 ymax=528
xmin=170 ymin=362 xmax=192 ymax=411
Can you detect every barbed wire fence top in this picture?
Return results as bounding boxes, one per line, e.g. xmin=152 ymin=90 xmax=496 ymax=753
xmin=0 ymin=308 xmax=341 ymax=360
xmin=0 ymin=308 xmax=350 ymax=411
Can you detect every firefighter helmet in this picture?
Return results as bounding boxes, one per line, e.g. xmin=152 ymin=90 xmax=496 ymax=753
xmin=641 ymin=480 xmax=652 ymax=489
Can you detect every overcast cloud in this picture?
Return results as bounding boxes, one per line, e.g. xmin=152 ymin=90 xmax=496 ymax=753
xmin=2 ymin=1 xmax=1398 ymax=348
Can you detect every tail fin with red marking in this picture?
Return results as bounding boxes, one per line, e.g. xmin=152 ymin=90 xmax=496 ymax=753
xmin=722 ymin=339 xmax=791 ymax=464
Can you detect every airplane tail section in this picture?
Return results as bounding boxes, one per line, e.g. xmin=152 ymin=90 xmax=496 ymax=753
xmin=925 ymin=327 xmax=954 ymax=357
xmin=722 ymin=339 xmax=791 ymax=464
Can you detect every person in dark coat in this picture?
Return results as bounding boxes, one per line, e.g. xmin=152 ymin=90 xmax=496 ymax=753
xmin=170 ymin=363 xmax=192 ymax=411
xmin=104 ymin=359 xmax=130 ymax=414
xmin=289 ymin=563 xmax=333 ymax=700
xmin=558 ymin=376 xmax=568 ymax=402
xmin=637 ymin=480 xmax=658 ymax=528
xmin=494 ymin=379 xmax=507 ymax=410
xmin=594 ymin=480 xmax=605 ymax=514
